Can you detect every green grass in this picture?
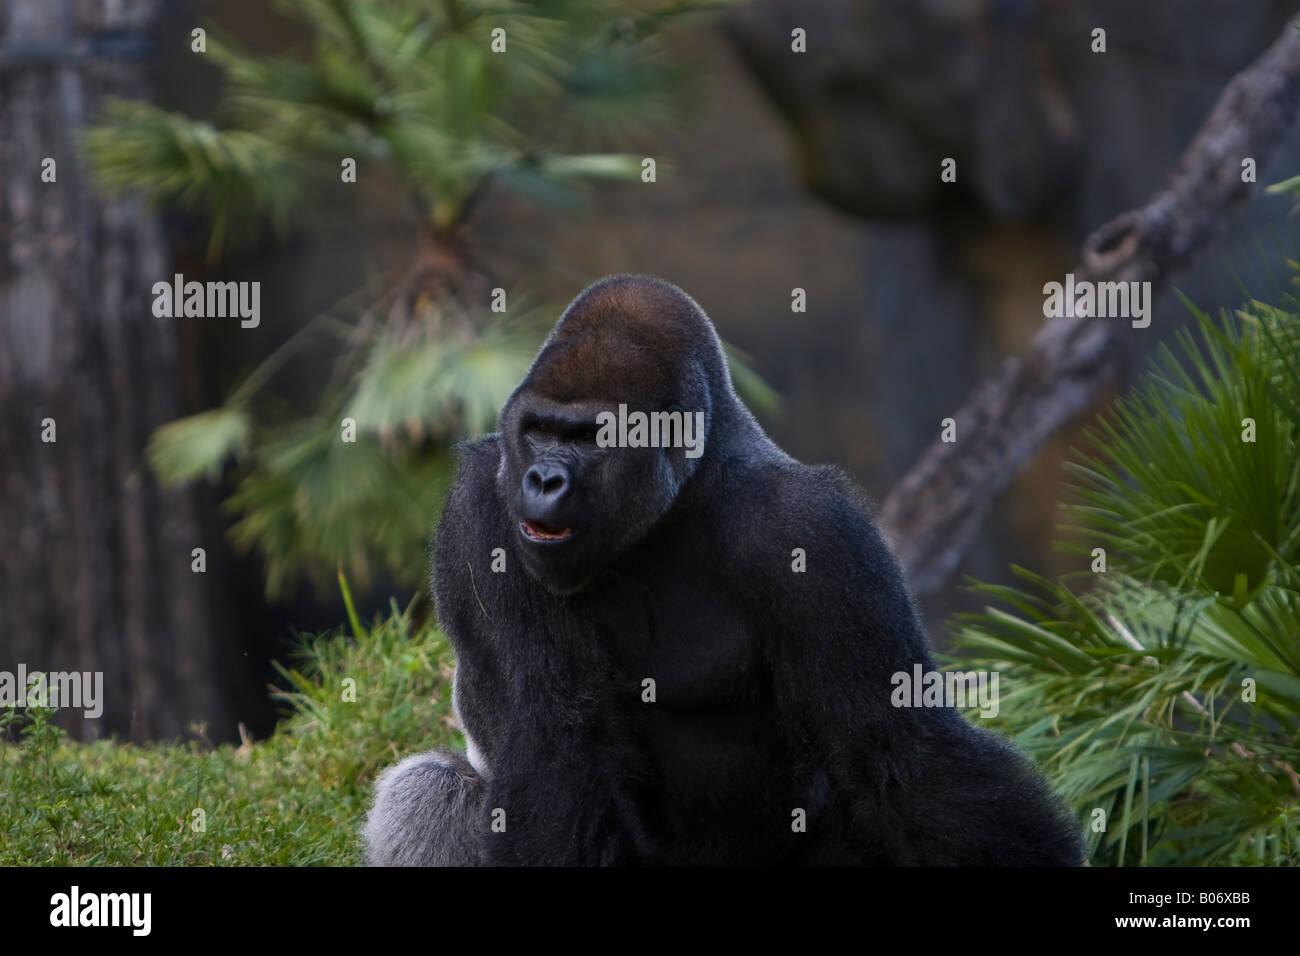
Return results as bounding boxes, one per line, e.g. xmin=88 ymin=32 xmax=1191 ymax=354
xmin=0 ymin=586 xmax=457 ymax=866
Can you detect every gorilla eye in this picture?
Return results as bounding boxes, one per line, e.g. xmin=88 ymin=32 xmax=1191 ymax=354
xmin=577 ymin=427 xmax=599 ymax=445
xmin=530 ymin=421 xmax=553 ymax=437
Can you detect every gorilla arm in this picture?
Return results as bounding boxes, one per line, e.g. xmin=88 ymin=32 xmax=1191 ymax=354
xmin=362 ymin=440 xmax=498 ymax=866
xmin=421 ymin=436 xmax=657 ymax=865
xmin=753 ymin=465 xmax=1083 ymax=866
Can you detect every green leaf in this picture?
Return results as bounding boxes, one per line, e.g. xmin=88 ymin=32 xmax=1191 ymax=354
xmin=147 ymin=406 xmax=251 ymax=485
xmin=951 ymin=284 xmax=1300 ymax=866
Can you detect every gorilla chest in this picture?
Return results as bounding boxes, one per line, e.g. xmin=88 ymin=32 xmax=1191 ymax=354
xmin=584 ymin=567 xmax=762 ymax=710
xmin=582 ymin=567 xmax=795 ymax=852
xmin=456 ymin=566 xmax=766 ymax=772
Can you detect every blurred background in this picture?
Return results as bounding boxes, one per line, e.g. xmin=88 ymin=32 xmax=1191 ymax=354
xmin=4 ymin=0 xmax=1300 ymax=746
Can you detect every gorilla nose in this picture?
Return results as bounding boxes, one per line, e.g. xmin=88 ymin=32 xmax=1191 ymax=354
xmin=522 ymin=462 xmax=571 ymax=507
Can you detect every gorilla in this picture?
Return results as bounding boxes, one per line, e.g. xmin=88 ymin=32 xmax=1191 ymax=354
xmin=364 ymin=274 xmax=1082 ymax=866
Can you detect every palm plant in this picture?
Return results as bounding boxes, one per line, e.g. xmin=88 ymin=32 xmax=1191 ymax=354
xmin=950 ymin=289 xmax=1300 ymax=865
xmin=84 ymin=0 xmax=748 ymax=597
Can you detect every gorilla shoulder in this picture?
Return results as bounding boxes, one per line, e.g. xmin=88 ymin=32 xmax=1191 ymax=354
xmin=432 ymin=435 xmax=506 ymax=609
xmin=716 ymin=456 xmax=893 ymax=574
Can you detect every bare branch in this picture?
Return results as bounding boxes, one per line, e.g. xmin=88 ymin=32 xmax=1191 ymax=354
xmin=880 ymin=16 xmax=1300 ymax=597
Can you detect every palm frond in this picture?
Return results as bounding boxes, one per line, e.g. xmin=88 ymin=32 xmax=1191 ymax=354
xmin=950 ymin=285 xmax=1300 ymax=866
xmin=84 ymin=100 xmax=307 ymax=259
xmin=147 ymin=405 xmax=252 ymax=484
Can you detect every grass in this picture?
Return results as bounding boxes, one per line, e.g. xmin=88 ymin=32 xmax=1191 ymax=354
xmin=0 ymin=583 xmax=457 ymax=866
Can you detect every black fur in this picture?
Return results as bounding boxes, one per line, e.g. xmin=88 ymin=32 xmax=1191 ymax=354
xmin=365 ymin=274 xmax=1083 ymax=866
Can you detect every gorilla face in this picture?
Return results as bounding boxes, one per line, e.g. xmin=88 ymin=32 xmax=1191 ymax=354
xmin=497 ymin=391 xmax=688 ymax=595
xmin=493 ymin=276 xmax=726 ymax=595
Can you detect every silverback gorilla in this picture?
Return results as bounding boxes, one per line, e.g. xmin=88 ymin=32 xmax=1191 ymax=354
xmin=364 ymin=275 xmax=1082 ymax=866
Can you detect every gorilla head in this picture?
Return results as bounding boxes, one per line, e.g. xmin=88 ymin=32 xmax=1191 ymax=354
xmin=495 ymin=275 xmax=741 ymax=595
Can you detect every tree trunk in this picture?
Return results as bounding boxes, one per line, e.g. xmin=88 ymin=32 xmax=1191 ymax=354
xmin=877 ymin=13 xmax=1300 ymax=595
xmin=0 ymin=0 xmax=233 ymax=740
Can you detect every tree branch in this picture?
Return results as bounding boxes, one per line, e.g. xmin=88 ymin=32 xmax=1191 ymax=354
xmin=879 ymin=16 xmax=1300 ymax=597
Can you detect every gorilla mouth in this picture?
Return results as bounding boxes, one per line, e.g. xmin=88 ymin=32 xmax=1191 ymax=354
xmin=520 ymin=519 xmax=575 ymax=543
